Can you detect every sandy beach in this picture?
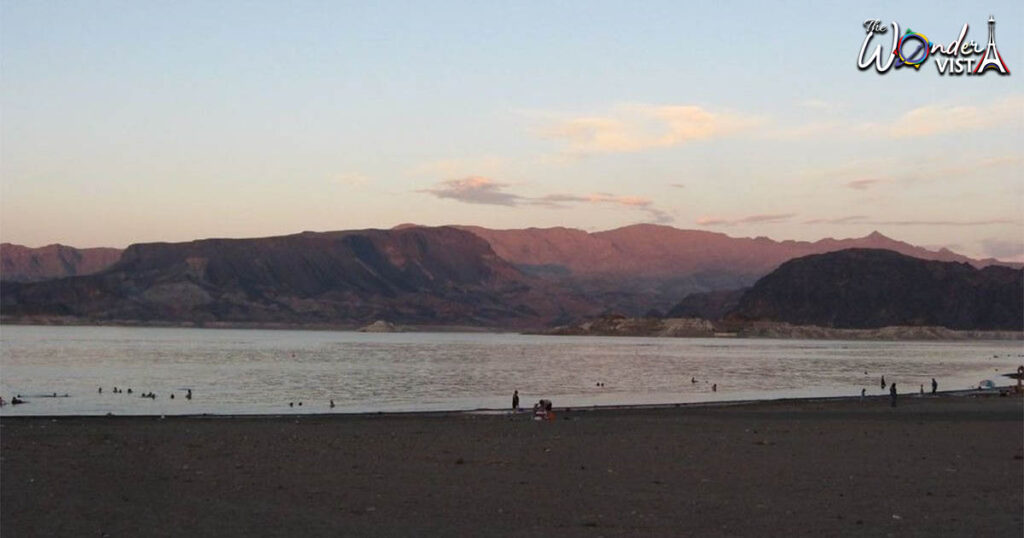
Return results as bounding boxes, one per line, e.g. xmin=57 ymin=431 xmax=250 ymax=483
xmin=2 ymin=393 xmax=1022 ymax=537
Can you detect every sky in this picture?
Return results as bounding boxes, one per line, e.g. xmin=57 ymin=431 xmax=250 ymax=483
xmin=2 ymin=1 xmax=1022 ymax=260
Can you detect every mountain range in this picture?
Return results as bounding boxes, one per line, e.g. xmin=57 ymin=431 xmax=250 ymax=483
xmin=1 ymin=225 xmax=1019 ymax=330
xmin=1 ymin=227 xmax=589 ymax=327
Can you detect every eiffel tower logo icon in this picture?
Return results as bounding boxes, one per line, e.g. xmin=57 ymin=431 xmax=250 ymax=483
xmin=973 ymin=15 xmax=1010 ymax=75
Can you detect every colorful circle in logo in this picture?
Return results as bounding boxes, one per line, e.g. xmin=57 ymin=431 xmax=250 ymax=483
xmin=894 ymin=29 xmax=933 ymax=69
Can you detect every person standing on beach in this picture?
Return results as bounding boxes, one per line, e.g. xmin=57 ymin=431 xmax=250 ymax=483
xmin=512 ymin=390 xmax=519 ymax=411
xmin=880 ymin=376 xmax=886 ymax=390
xmin=890 ymin=383 xmax=897 ymax=407
xmin=931 ymin=378 xmax=937 ymax=394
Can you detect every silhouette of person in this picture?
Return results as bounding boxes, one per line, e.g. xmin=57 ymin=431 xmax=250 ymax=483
xmin=186 ymin=389 xmax=192 ymax=400
xmin=931 ymin=378 xmax=937 ymax=394
xmin=881 ymin=376 xmax=886 ymax=390
xmin=330 ymin=400 xmax=335 ymax=409
xmin=98 ymin=387 xmax=103 ymax=394
xmin=512 ymin=390 xmax=519 ymax=411
xmin=890 ymin=383 xmax=897 ymax=407
xmin=691 ymin=377 xmax=696 ymax=384
xmin=861 ymin=388 xmax=866 ymax=399
xmin=712 ymin=383 xmax=717 ymax=392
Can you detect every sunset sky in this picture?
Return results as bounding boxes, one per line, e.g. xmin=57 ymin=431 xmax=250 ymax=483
xmin=2 ymin=1 xmax=1022 ymax=260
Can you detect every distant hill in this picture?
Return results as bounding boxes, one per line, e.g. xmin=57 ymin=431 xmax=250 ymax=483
xmin=1 ymin=243 xmax=123 ymax=282
xmin=727 ymin=249 xmax=1023 ymax=330
xmin=456 ymin=224 xmax=1013 ymax=277
xmin=1 ymin=227 xmax=592 ymax=327
xmin=453 ymin=224 xmax=1016 ymax=315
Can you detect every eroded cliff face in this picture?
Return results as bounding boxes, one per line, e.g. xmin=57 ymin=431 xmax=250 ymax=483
xmin=0 ymin=227 xmax=595 ymax=327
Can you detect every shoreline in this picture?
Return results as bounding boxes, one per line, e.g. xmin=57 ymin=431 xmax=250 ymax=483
xmin=3 ymin=386 xmax=1018 ymax=421
xmin=2 ymin=319 xmax=1022 ymax=341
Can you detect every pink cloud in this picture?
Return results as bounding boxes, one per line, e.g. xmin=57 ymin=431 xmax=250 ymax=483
xmin=421 ymin=177 xmax=673 ymax=223
xmin=884 ymin=95 xmax=1023 ymax=138
xmin=541 ymin=103 xmax=762 ymax=155
xmin=696 ymin=213 xmax=795 ymax=226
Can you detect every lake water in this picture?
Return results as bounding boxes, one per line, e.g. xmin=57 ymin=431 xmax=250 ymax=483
xmin=1 ymin=325 xmax=1021 ymax=416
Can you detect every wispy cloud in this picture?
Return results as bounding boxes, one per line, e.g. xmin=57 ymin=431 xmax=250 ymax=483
xmin=800 ymin=154 xmax=1022 ymax=189
xmin=536 ymin=192 xmax=675 ymax=223
xmin=801 ymin=215 xmax=1016 ymax=227
xmin=845 ymin=178 xmax=883 ymax=190
xmin=420 ymin=176 xmax=673 ymax=223
xmin=420 ymin=177 xmax=523 ymax=206
xmin=869 ymin=218 xmax=1017 ymax=227
xmin=696 ymin=213 xmax=796 ymax=226
xmin=881 ymin=95 xmax=1023 ymax=138
xmin=539 ymin=104 xmax=762 ymax=156
xmin=803 ymin=215 xmax=868 ymax=224
xmin=774 ymin=94 xmax=1023 ymax=140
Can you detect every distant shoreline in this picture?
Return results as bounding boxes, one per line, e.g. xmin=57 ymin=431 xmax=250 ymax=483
xmin=2 ymin=386 xmax=1019 ymax=421
xmin=2 ymin=317 xmax=1021 ymax=340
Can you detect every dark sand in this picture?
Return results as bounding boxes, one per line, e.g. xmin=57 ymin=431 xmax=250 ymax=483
xmin=2 ymin=394 xmax=1022 ymax=537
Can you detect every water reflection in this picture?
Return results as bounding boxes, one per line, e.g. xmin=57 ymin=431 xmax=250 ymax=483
xmin=1 ymin=326 xmax=1020 ymax=415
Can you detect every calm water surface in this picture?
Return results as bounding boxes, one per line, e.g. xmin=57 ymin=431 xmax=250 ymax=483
xmin=1 ymin=325 xmax=1020 ymax=416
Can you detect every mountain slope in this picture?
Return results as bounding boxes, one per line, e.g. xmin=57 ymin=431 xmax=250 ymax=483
xmin=726 ymin=249 xmax=1023 ymax=330
xmin=1 ymin=227 xmax=588 ymax=327
xmin=453 ymin=224 xmax=1017 ymax=316
xmin=457 ymin=224 xmax=1012 ymax=277
xmin=1 ymin=243 xmax=123 ymax=282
